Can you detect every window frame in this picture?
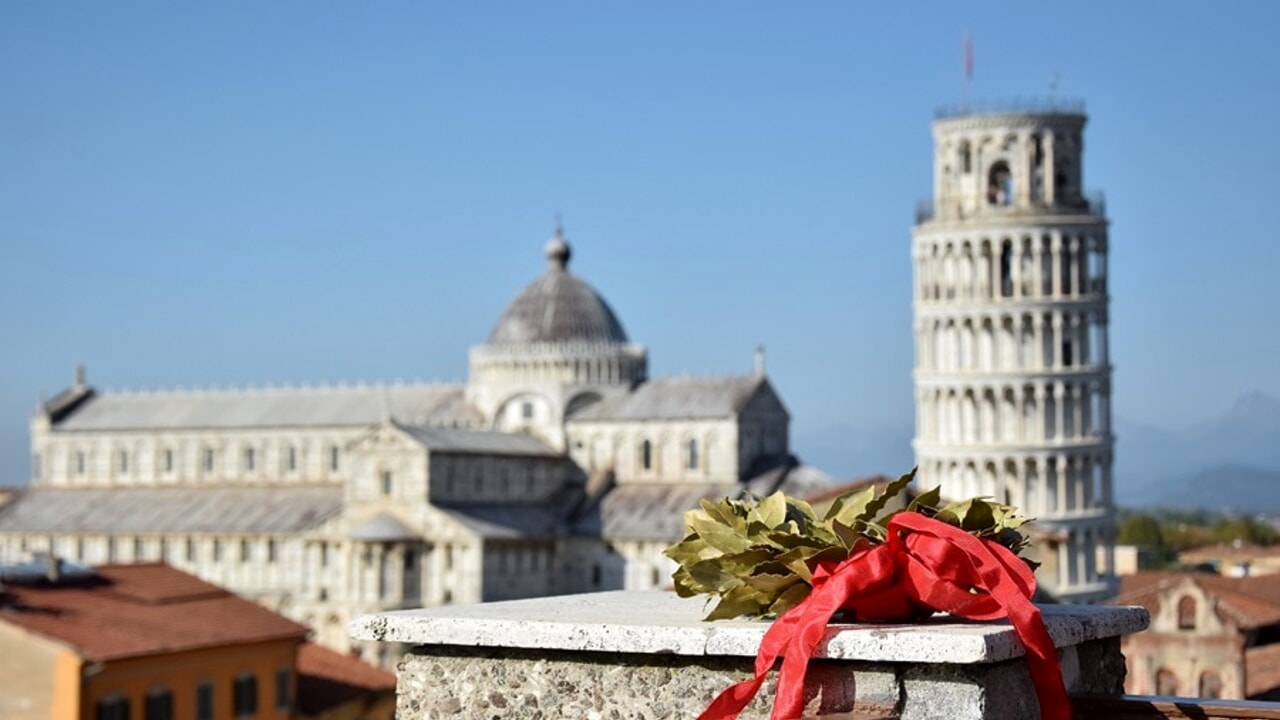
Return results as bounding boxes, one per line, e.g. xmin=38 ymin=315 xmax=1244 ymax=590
xmin=232 ymin=673 xmax=258 ymax=718
xmin=195 ymin=679 xmax=214 ymax=720
xmin=144 ymin=687 xmax=173 ymax=720
xmin=274 ymin=666 xmax=291 ymax=712
xmin=96 ymin=694 xmax=130 ymax=720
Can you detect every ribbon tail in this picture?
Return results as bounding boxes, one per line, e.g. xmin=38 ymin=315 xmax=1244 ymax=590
xmin=696 ymin=675 xmax=770 ymax=720
xmin=995 ymin=591 xmax=1072 ymax=720
xmin=694 ymin=597 xmax=811 ymax=720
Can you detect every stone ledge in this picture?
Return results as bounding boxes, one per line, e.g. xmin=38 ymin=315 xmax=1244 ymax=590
xmin=351 ymin=590 xmax=1148 ymax=665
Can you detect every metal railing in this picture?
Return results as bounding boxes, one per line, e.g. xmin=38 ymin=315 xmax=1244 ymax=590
xmin=807 ymin=694 xmax=1280 ymax=719
xmin=1071 ymin=693 xmax=1280 ymax=719
xmin=935 ymin=97 xmax=1087 ymax=120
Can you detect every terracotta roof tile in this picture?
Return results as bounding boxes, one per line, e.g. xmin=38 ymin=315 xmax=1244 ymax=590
xmin=0 ymin=563 xmax=308 ymax=661
xmin=295 ymin=642 xmax=395 ymax=715
xmin=1113 ymin=571 xmax=1280 ymax=630
xmin=1246 ymin=642 xmax=1280 ymax=698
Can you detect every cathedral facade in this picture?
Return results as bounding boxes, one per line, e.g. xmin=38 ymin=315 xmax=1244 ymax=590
xmin=0 ymin=232 xmax=831 ymax=664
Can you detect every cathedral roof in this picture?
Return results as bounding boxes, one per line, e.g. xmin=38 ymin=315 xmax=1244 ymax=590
xmin=570 ymin=375 xmax=781 ymax=422
xmin=591 ymin=483 xmax=739 ymax=541
xmin=48 ymin=382 xmax=477 ymax=431
xmin=349 ymin=512 xmax=419 ymax=541
xmin=487 ymin=232 xmax=629 ymax=345
xmin=398 ymin=425 xmax=561 ymax=457
xmin=0 ymin=486 xmax=341 ymax=534
xmin=439 ymin=504 xmax=570 ymax=539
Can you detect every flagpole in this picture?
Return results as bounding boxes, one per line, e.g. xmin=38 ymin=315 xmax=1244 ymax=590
xmin=963 ymin=30 xmax=973 ymax=113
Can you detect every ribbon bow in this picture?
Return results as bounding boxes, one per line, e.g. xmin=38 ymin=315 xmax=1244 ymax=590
xmin=696 ymin=512 xmax=1070 ymax=720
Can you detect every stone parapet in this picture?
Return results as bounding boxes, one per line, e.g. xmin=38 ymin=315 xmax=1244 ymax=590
xmin=352 ymin=590 xmax=1148 ymax=719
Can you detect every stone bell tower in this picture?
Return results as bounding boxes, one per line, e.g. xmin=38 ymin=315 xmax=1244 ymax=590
xmin=910 ymin=100 xmax=1116 ymax=602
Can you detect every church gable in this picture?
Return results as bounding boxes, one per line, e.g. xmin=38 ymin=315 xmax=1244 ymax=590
xmin=737 ymin=379 xmax=789 ymax=422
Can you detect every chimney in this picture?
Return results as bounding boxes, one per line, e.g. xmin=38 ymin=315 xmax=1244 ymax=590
xmin=754 ymin=346 xmax=766 ymax=378
xmin=39 ymin=552 xmax=63 ymax=584
xmin=74 ymin=363 xmax=86 ymax=388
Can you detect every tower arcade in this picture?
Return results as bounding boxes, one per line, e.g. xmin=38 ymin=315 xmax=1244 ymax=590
xmin=911 ymin=101 xmax=1116 ymax=602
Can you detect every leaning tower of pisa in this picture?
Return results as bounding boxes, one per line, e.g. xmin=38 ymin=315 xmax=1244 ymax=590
xmin=911 ymin=101 xmax=1116 ymax=602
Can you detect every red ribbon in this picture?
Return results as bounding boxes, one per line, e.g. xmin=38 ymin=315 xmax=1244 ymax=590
xmin=696 ymin=512 xmax=1070 ymax=720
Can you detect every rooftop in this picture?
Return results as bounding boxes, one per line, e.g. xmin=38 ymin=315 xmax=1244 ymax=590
xmin=572 ymin=374 xmax=778 ymax=422
xmin=934 ymin=96 xmax=1087 ymax=120
xmin=1113 ymin=571 xmax=1280 ymax=630
xmin=295 ymin=641 xmax=396 ymax=717
xmin=0 ymin=485 xmax=342 ymax=534
xmin=45 ymin=380 xmax=477 ymax=431
xmin=0 ymin=562 xmax=308 ymax=661
xmin=487 ymin=232 xmax=630 ymax=346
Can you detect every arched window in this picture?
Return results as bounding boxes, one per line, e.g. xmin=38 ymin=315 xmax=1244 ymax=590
xmin=640 ymin=440 xmax=653 ymax=471
xmin=999 ymin=241 xmax=1014 ymax=298
xmin=1155 ymin=668 xmax=1179 ymax=696
xmin=959 ymin=141 xmax=972 ymax=174
xmin=1055 ymin=158 xmax=1072 ymax=196
xmin=1199 ymin=670 xmax=1223 ymax=699
xmin=1178 ymin=595 xmax=1197 ymax=630
xmin=987 ymin=161 xmax=1013 ymax=205
xmin=686 ymin=439 xmax=699 ymax=470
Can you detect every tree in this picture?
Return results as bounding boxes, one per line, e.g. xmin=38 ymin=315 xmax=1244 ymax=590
xmin=1117 ymin=514 xmax=1164 ymax=547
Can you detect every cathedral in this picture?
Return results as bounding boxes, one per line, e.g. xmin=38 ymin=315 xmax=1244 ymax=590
xmin=0 ymin=231 xmax=833 ymax=664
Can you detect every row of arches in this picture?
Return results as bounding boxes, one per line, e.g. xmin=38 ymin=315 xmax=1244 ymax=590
xmin=1057 ymin=525 xmax=1107 ymax=592
xmin=917 ymin=380 xmax=1112 ymax=445
xmin=916 ymin=231 xmax=1105 ymax=303
xmin=39 ymin=437 xmax=348 ymax=487
xmin=917 ymin=309 xmax=1108 ymax=373
xmin=473 ymin=350 xmax=646 ymax=388
xmin=1154 ymin=668 xmax=1224 ymax=699
xmin=938 ymin=126 xmax=1083 ymax=212
xmin=917 ymin=452 xmax=1111 ymax=519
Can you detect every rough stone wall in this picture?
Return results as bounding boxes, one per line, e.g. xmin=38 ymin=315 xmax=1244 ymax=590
xmin=393 ymin=639 xmax=1126 ymax=720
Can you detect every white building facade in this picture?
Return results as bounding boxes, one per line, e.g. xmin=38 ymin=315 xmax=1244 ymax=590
xmin=911 ymin=101 xmax=1117 ymax=602
xmin=0 ymin=231 xmax=831 ymax=664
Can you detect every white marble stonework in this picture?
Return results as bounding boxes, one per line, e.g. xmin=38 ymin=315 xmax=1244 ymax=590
xmin=911 ymin=102 xmax=1117 ymax=604
xmin=352 ymin=590 xmax=1148 ymax=664
xmin=355 ymin=590 xmax=1149 ymax=720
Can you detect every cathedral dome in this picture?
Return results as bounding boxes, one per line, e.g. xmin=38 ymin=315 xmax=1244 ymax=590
xmin=488 ymin=231 xmax=630 ymax=345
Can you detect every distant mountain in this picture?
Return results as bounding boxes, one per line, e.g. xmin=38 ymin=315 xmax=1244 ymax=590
xmin=1116 ymin=391 xmax=1280 ymax=508
xmin=1141 ymin=464 xmax=1280 ymax=514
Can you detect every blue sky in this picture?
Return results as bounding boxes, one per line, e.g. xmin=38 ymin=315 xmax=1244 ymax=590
xmin=2 ymin=2 xmax=1279 ymax=483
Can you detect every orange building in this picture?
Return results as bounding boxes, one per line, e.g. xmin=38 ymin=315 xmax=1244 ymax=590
xmin=0 ymin=561 xmax=309 ymax=720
